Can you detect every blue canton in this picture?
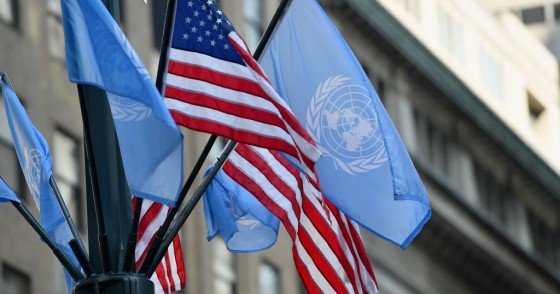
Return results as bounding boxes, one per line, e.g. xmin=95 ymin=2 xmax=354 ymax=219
xmin=171 ymin=0 xmax=244 ymax=64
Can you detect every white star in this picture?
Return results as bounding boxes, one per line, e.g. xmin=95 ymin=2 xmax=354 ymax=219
xmin=194 ymin=11 xmax=200 ymax=17
xmin=218 ymin=34 xmax=224 ymax=40
xmin=185 ymin=17 xmax=191 ymax=23
xmin=183 ymin=33 xmax=189 ymax=39
xmin=206 ymin=0 xmax=213 ymax=5
xmin=187 ymin=1 xmax=193 ymax=7
xmin=205 ymin=30 xmax=211 ymax=36
xmin=213 ymin=24 xmax=218 ymax=30
xmin=223 ymin=44 xmax=229 ymax=50
xmin=210 ymin=40 xmax=216 ymax=46
xmin=199 ymin=20 xmax=205 ymax=26
xmin=197 ymin=36 xmax=203 ymax=42
xmin=217 ymin=10 xmax=223 ymax=15
xmin=207 ymin=14 xmax=213 ymax=20
xmin=216 ymin=18 xmax=222 ymax=24
xmin=191 ymin=26 xmax=198 ymax=33
xmin=201 ymin=5 xmax=207 ymax=11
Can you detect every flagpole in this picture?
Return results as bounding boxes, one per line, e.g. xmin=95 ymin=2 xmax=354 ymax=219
xmin=140 ymin=0 xmax=293 ymax=277
xmin=49 ymin=176 xmax=95 ymax=275
xmin=10 ymin=200 xmax=84 ymax=281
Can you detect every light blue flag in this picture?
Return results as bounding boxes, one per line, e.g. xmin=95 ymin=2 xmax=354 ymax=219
xmin=0 ymin=178 xmax=20 ymax=203
xmin=1 ymin=76 xmax=81 ymax=292
xmin=61 ymin=0 xmax=183 ymax=206
xmin=259 ymin=0 xmax=431 ymax=248
xmin=203 ymin=166 xmax=280 ymax=252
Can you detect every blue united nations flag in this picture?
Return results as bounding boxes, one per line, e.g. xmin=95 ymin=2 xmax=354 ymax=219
xmin=259 ymin=0 xmax=431 ymax=248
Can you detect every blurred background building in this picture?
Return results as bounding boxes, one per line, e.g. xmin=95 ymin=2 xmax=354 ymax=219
xmin=1 ymin=0 xmax=560 ymax=293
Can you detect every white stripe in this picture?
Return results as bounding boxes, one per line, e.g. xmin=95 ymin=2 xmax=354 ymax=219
xmin=294 ymin=235 xmax=337 ymax=294
xmin=227 ymin=151 xmax=299 ymax=231
xmin=165 ymin=99 xmax=297 ymax=147
xmin=165 ymin=73 xmax=281 ymax=116
xmin=345 ymin=217 xmax=378 ymax=292
xmin=150 ymin=272 xmax=165 ymax=294
xmin=168 ymin=48 xmax=255 ymax=81
xmin=228 ymin=32 xmax=322 ymax=163
xmin=167 ymin=241 xmax=182 ymax=290
xmin=136 ymin=205 xmax=168 ymax=258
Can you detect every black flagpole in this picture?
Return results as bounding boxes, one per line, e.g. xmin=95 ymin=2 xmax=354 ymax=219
xmin=140 ymin=0 xmax=293 ymax=276
xmin=49 ymin=176 xmax=95 ymax=276
xmin=11 ymin=200 xmax=84 ymax=281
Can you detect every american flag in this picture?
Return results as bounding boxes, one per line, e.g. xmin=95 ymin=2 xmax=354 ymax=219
xmin=134 ymin=198 xmax=186 ymax=294
xmin=163 ymin=0 xmax=321 ymax=176
xmin=223 ymin=145 xmax=378 ymax=293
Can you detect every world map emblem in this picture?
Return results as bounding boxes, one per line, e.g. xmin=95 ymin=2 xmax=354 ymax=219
xmin=306 ymin=75 xmax=388 ymax=174
xmin=23 ymin=147 xmax=43 ymax=203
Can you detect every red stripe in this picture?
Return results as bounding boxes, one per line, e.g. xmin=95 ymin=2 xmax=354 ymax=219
xmin=137 ymin=202 xmax=163 ymax=242
xmin=228 ymin=35 xmax=318 ymax=147
xmin=167 ymin=60 xmax=272 ymax=100
xmin=164 ymin=251 xmax=175 ymax=292
xmin=292 ymin=248 xmax=322 ymax=294
xmin=170 ymin=110 xmax=300 ymax=159
xmin=297 ymin=225 xmax=349 ymax=293
xmin=164 ymin=85 xmax=287 ymax=131
xmin=235 ymin=145 xmax=301 ymax=218
xmin=223 ymin=161 xmax=297 ymax=239
xmin=155 ymin=262 xmax=169 ymax=293
xmin=302 ymin=196 xmax=360 ymax=293
xmin=173 ymin=235 xmax=187 ymax=288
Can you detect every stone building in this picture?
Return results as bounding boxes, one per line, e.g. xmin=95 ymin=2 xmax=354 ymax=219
xmin=1 ymin=0 xmax=560 ymax=293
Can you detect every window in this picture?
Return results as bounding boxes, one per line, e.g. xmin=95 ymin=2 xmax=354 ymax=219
xmin=53 ymin=130 xmax=82 ymax=230
xmin=413 ymin=109 xmax=449 ymax=176
xmin=527 ymin=92 xmax=545 ymax=129
xmin=521 ymin=6 xmax=545 ymax=24
xmin=527 ymin=211 xmax=559 ymax=267
xmin=46 ymin=0 xmax=65 ymax=62
xmin=212 ymin=238 xmax=237 ymax=294
xmin=244 ymin=0 xmax=263 ymax=52
xmin=0 ymin=100 xmax=25 ymax=197
xmin=554 ymin=3 xmax=560 ymax=22
xmin=474 ymin=164 xmax=513 ymax=227
xmin=260 ymin=261 xmax=280 ymax=294
xmin=437 ymin=4 xmax=464 ymax=63
xmin=151 ymin=0 xmax=169 ymax=50
xmin=0 ymin=0 xmax=18 ymax=28
xmin=394 ymin=0 xmax=421 ymax=20
xmin=479 ymin=46 xmax=504 ymax=101
xmin=2 ymin=264 xmax=31 ymax=294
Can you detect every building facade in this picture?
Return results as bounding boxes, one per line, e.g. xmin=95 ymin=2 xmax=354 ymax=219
xmin=1 ymin=0 xmax=560 ymax=293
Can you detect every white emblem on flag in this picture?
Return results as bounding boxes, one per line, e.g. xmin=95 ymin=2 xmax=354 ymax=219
xmin=108 ymin=94 xmax=152 ymax=122
xmin=23 ymin=148 xmax=43 ymax=204
xmin=307 ymin=75 xmax=387 ymax=174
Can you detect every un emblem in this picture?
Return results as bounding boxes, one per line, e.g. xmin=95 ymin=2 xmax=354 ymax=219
xmin=306 ymin=75 xmax=387 ymax=174
xmin=23 ymin=147 xmax=43 ymax=202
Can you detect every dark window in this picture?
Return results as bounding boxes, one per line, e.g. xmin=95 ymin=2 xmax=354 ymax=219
xmin=521 ymin=6 xmax=545 ymax=24
xmin=474 ymin=164 xmax=512 ymax=226
xmin=554 ymin=3 xmax=560 ymax=21
xmin=151 ymin=0 xmax=169 ymax=50
xmin=527 ymin=211 xmax=559 ymax=267
xmin=0 ymin=0 xmax=19 ymax=28
xmin=527 ymin=91 xmax=545 ymax=128
xmin=2 ymin=263 xmax=31 ymax=294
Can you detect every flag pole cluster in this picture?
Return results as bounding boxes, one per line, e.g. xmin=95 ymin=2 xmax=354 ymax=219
xmin=0 ymin=0 xmax=431 ymax=293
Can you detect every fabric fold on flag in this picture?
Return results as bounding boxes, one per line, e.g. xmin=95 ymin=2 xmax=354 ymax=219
xmin=162 ymin=0 xmax=321 ymax=178
xmin=134 ymin=198 xmax=186 ymax=294
xmin=0 ymin=178 xmax=20 ymax=203
xmin=222 ymin=144 xmax=378 ymax=293
xmin=1 ymin=76 xmax=81 ymax=293
xmin=61 ymin=0 xmax=183 ymax=206
xmin=259 ymin=0 xmax=431 ymax=248
xmin=203 ymin=165 xmax=280 ymax=252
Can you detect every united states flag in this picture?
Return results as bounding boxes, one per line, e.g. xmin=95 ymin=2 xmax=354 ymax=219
xmin=163 ymin=0 xmax=321 ymax=176
xmin=134 ymin=198 xmax=186 ymax=294
xmin=223 ymin=145 xmax=378 ymax=293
